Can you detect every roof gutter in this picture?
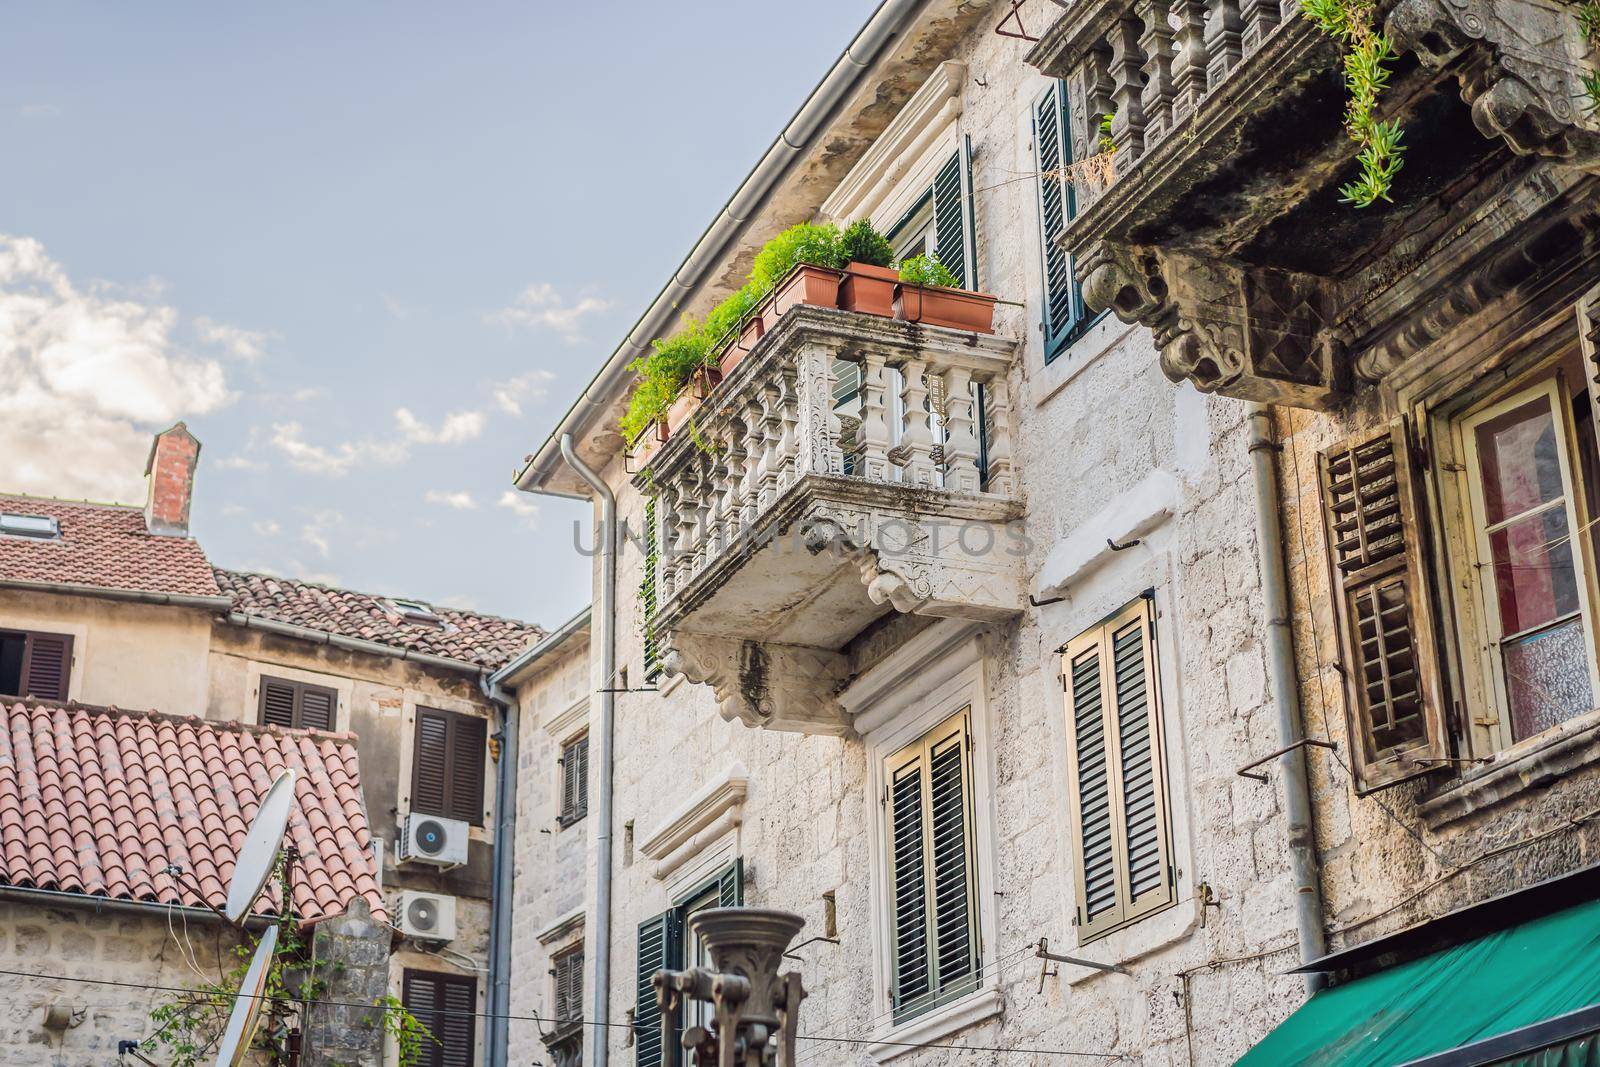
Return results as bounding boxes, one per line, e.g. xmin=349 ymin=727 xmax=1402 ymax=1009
xmin=0 ymin=883 xmax=275 ymax=930
xmin=223 ymin=612 xmax=488 ymax=677
xmin=0 ymin=578 xmax=232 ymax=613
xmin=513 ymin=0 xmax=932 ymax=495
xmin=488 ymin=606 xmax=591 ymax=688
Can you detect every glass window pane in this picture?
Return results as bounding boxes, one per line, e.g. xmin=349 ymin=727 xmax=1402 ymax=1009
xmin=1475 ymin=398 xmax=1565 ymax=524
xmin=1504 ymin=618 xmax=1593 ymax=740
xmin=1488 ymin=506 xmax=1582 ymax=634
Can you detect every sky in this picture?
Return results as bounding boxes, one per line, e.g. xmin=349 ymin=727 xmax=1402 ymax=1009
xmin=0 ymin=1 xmax=873 ymax=626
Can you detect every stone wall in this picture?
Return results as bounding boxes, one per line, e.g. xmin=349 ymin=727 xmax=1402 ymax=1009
xmin=0 ymin=898 xmax=249 ymax=1067
xmin=304 ymin=899 xmax=392 ymax=1067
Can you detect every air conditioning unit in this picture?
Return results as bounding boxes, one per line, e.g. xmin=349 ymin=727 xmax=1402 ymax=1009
xmin=396 ymin=890 xmax=457 ymax=943
xmin=396 ymin=812 xmax=469 ymax=869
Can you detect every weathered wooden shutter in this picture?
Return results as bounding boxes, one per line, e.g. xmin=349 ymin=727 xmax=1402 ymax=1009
xmin=299 ymin=685 xmax=335 ymax=731
xmin=1062 ymin=597 xmax=1174 ymax=942
xmin=403 ymin=970 xmax=476 ymax=1067
xmin=260 ymin=678 xmax=297 ymax=727
xmin=402 ymin=970 xmax=440 ymax=1067
xmin=413 ymin=709 xmax=451 ymax=818
xmin=259 ymin=677 xmax=336 ymax=730
xmin=20 ymin=632 xmax=72 ymax=702
xmin=449 ymin=713 xmax=488 ymax=825
xmin=641 ymin=498 xmax=661 ymax=682
xmin=553 ymin=946 xmax=584 ymax=1021
xmin=1034 ymin=81 xmax=1089 ymax=362
xmin=636 ymin=911 xmax=682 ymax=1067
xmin=716 ymin=857 xmax=743 ymax=907
xmin=932 ymin=140 xmax=977 ymax=289
xmin=885 ymin=710 xmax=977 ymax=1022
xmin=1319 ymin=421 xmax=1448 ymax=792
xmin=560 ymin=733 xmax=589 ymax=825
xmin=1580 ymin=283 xmax=1600 ymax=433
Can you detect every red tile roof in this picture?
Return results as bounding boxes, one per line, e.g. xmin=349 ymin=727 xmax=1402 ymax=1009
xmin=0 ymin=699 xmax=384 ymax=925
xmin=216 ymin=568 xmax=543 ymax=670
xmin=0 ymin=494 xmax=221 ymax=599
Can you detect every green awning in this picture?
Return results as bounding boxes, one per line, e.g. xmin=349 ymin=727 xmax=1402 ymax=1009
xmin=1237 ymin=895 xmax=1600 ymax=1066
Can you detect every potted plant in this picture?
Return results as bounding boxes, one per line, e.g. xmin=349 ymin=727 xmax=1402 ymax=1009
xmin=895 ymin=254 xmax=998 ymax=333
xmin=837 ymin=219 xmax=899 ymax=318
xmin=703 ymin=282 xmax=765 ymax=378
xmin=749 ymin=222 xmax=848 ymax=330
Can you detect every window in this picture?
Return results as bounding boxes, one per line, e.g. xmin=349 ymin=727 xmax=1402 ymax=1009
xmin=641 ymin=498 xmax=661 ymax=681
xmin=390 ymin=598 xmax=444 ymax=627
xmin=0 ymin=629 xmax=73 ymax=702
xmin=412 ymin=707 xmax=488 ymax=825
xmin=559 ymin=732 xmax=589 ymax=827
xmin=258 ymin=675 xmax=336 ymax=730
xmin=0 ymin=513 xmax=59 ymax=540
xmin=1061 ymin=596 xmax=1176 ymax=942
xmin=1319 ymin=288 xmax=1600 ymax=790
xmin=402 ymin=969 xmax=477 ymax=1067
xmin=883 ymin=141 xmax=975 ymax=288
xmin=1034 ymin=80 xmax=1092 ymax=363
xmin=884 ymin=709 xmax=979 ymax=1023
xmin=551 ymin=943 xmax=584 ymax=1022
xmin=634 ymin=860 xmax=742 ymax=1067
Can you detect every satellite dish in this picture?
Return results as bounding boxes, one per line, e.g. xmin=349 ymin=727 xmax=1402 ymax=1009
xmin=226 ymin=768 xmax=297 ymax=923
xmin=214 ymin=924 xmax=279 ymax=1067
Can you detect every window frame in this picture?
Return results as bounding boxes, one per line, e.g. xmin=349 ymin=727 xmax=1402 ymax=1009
xmin=634 ymin=859 xmax=743 ymax=1067
xmin=550 ymin=942 xmax=585 ymax=1023
xmin=1060 ymin=594 xmax=1177 ymax=944
xmin=1032 ymin=79 xmax=1102 ymax=364
xmin=558 ymin=730 xmax=590 ymax=828
xmin=410 ymin=706 xmax=489 ymax=826
xmin=401 ymin=967 xmax=478 ymax=1067
xmin=0 ymin=627 xmax=74 ymax=702
xmin=257 ymin=674 xmax=338 ymax=731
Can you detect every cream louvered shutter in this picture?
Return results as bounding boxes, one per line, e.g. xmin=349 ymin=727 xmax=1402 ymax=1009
xmin=1580 ymin=283 xmax=1600 ymax=434
xmin=1319 ymin=420 xmax=1448 ymax=792
xmin=1062 ymin=597 xmax=1175 ymax=942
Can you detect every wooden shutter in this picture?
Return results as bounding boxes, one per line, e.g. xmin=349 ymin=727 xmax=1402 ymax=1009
xmin=258 ymin=676 xmax=336 ymax=730
xmin=449 ymin=713 xmax=488 ymax=825
xmin=560 ymin=733 xmax=589 ymax=825
xmin=635 ymin=911 xmax=682 ymax=1067
xmin=716 ymin=857 xmax=743 ymax=907
xmin=1062 ymin=597 xmax=1175 ymax=942
xmin=1319 ymin=421 xmax=1448 ymax=792
xmin=19 ymin=632 xmax=72 ymax=701
xmin=552 ymin=946 xmax=584 ymax=1022
xmin=932 ymin=140 xmax=977 ymax=289
xmin=413 ymin=709 xmax=451 ymax=818
xmin=403 ymin=970 xmax=477 ymax=1067
xmin=1035 ymin=81 xmax=1089 ymax=362
xmin=1580 ymin=283 xmax=1600 ymax=435
xmin=641 ymin=498 xmax=661 ymax=681
xmin=884 ymin=710 xmax=977 ymax=1022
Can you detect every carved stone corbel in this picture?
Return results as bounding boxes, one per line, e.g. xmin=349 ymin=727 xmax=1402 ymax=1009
xmin=1078 ymin=239 xmax=1346 ymax=407
xmin=1386 ymin=0 xmax=1600 ymax=173
xmin=662 ymin=631 xmax=852 ymax=735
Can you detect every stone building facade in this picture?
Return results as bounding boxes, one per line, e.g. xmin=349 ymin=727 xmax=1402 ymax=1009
xmin=509 ymin=0 xmax=1599 ymax=1064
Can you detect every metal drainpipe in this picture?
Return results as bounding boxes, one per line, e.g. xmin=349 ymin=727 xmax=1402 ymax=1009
xmin=1247 ymin=403 xmax=1329 ymax=993
xmin=559 ymin=433 xmax=617 ymax=1067
xmin=481 ymin=671 xmax=517 ymax=1067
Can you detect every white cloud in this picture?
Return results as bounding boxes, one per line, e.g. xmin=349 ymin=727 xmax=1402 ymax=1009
xmin=0 ymin=234 xmax=233 ymax=502
xmin=214 ymin=454 xmax=267 ymax=471
xmin=17 ymin=104 xmax=60 ymax=120
xmin=299 ymin=509 xmax=342 ymax=560
xmin=491 ymin=370 xmax=556 ymax=417
xmin=193 ymin=316 xmax=270 ymax=362
xmin=252 ymin=519 xmax=282 ymax=537
xmin=497 ymin=489 xmax=539 ymax=529
xmin=488 ymin=283 xmax=612 ymax=341
xmin=425 ymin=490 xmax=478 ymax=511
xmin=395 ymin=407 xmax=484 ymax=445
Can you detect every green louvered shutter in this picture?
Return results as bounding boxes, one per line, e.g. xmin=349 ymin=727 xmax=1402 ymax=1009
xmin=717 ymin=858 xmax=744 ymax=907
xmin=885 ymin=710 xmax=978 ymax=1023
xmin=636 ymin=911 xmax=681 ymax=1067
xmin=1034 ymin=81 xmax=1090 ymax=362
xmin=1063 ymin=597 xmax=1175 ymax=942
xmin=641 ymin=498 xmax=661 ymax=682
xmin=931 ymin=139 xmax=976 ymax=289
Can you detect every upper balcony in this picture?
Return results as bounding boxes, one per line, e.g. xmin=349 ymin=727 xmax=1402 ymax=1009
xmin=1026 ymin=0 xmax=1600 ymax=407
xmin=635 ymin=302 xmax=1022 ymax=735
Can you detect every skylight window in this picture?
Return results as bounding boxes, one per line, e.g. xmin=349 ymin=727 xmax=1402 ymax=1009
xmin=389 ymin=599 xmax=442 ymax=625
xmin=0 ymin=514 xmax=60 ymax=540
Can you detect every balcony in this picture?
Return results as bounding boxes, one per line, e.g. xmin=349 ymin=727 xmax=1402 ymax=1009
xmin=638 ymin=304 xmax=1022 ymax=735
xmin=1027 ymin=0 xmax=1600 ymax=407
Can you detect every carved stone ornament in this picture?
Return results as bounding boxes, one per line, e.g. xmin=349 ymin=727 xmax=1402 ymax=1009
xmin=1080 ymin=240 xmax=1347 ymax=406
xmin=1386 ymin=0 xmax=1600 ymax=174
xmin=663 ymin=632 xmax=853 ymax=735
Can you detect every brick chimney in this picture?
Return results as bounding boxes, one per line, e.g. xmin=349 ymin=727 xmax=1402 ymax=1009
xmin=144 ymin=422 xmax=201 ymax=537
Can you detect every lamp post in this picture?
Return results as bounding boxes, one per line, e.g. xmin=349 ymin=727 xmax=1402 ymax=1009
xmin=652 ymin=908 xmax=808 ymax=1067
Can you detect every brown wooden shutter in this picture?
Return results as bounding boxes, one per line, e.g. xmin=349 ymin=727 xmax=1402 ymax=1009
xmin=553 ymin=945 xmax=584 ymax=1021
xmin=20 ymin=632 xmax=72 ymax=701
xmin=449 ymin=714 xmax=487 ymax=825
xmin=403 ymin=969 xmax=477 ymax=1067
xmin=413 ymin=710 xmax=451 ymax=817
xmin=298 ymin=685 xmax=335 ymax=731
xmin=1319 ymin=420 xmax=1448 ymax=792
xmin=260 ymin=677 xmax=298 ymax=727
xmin=560 ymin=733 xmax=589 ymax=826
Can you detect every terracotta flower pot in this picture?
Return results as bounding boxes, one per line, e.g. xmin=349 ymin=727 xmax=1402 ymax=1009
xmin=631 ymin=422 xmax=665 ymax=467
xmin=839 ymin=262 xmax=899 ymax=318
xmin=769 ymin=264 xmax=843 ymax=321
xmin=719 ymin=315 xmax=765 ymax=377
xmin=894 ymin=283 xmax=998 ymax=333
xmin=665 ymin=388 xmax=699 ymax=437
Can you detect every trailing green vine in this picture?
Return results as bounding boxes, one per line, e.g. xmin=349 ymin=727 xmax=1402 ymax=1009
xmin=145 ymin=858 xmax=431 ymax=1065
xmin=1300 ymin=0 xmax=1406 ymax=206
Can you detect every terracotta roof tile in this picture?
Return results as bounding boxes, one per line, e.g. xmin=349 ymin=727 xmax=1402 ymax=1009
xmin=0 ymin=699 xmax=384 ymax=925
xmin=0 ymin=495 xmax=220 ymax=598
xmin=215 ymin=567 xmax=543 ymax=670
